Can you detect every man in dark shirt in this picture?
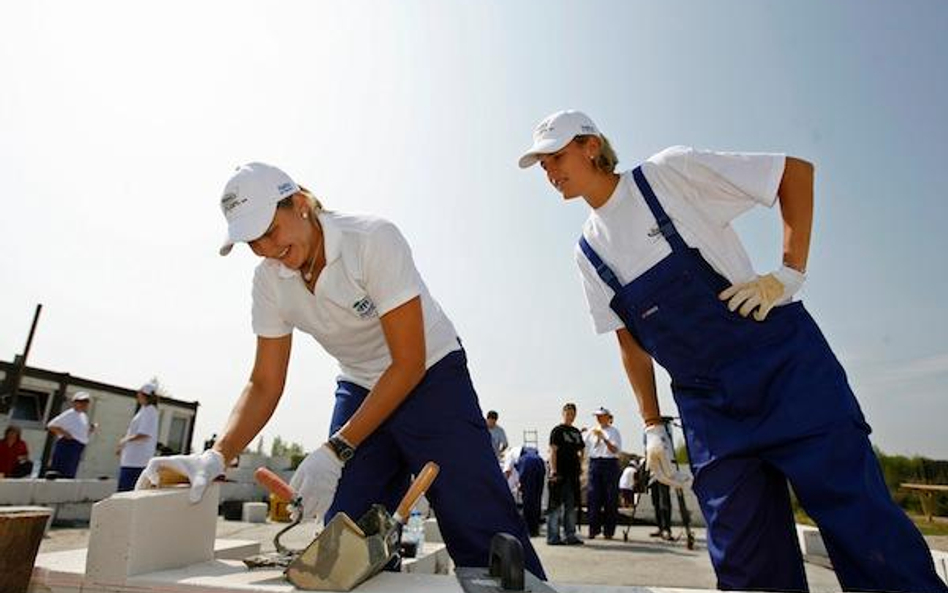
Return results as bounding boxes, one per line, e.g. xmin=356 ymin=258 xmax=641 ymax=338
xmin=547 ymin=402 xmax=585 ymax=545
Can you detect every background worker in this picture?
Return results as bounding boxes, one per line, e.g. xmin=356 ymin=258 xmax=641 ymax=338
xmin=547 ymin=402 xmax=584 ymax=546
xmin=504 ymin=444 xmax=546 ymax=537
xmin=519 ymin=109 xmax=947 ymax=592
xmin=115 ymin=381 xmax=160 ymax=491
xmin=46 ymin=391 xmax=95 ymax=478
xmin=0 ymin=425 xmax=33 ymax=478
xmin=137 ymin=162 xmax=543 ymax=578
xmin=486 ymin=410 xmax=508 ymax=460
xmin=584 ymin=407 xmax=622 ymax=539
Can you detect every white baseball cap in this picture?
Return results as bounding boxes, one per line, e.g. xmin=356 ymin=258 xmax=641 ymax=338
xmin=518 ymin=110 xmax=601 ymax=169
xmin=72 ymin=391 xmax=91 ymax=402
xmin=218 ymin=162 xmax=300 ymax=256
xmin=592 ymin=406 xmax=611 ymax=416
xmin=139 ymin=381 xmax=157 ymax=395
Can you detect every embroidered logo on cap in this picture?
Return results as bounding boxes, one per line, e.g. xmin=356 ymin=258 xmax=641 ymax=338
xmin=221 ymin=192 xmax=247 ymax=213
xmin=277 ymin=182 xmax=294 ymax=195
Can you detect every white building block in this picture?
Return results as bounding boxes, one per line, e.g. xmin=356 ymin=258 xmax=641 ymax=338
xmin=266 ymin=455 xmax=292 ymax=471
xmin=85 ymin=484 xmax=220 ymax=586
xmin=225 ymin=466 xmax=256 ymax=483
xmin=0 ymin=478 xmax=35 ymax=505
xmin=423 ymin=517 xmax=443 ymax=544
xmin=31 ymin=479 xmax=81 ymax=504
xmin=54 ymin=502 xmax=93 ymax=523
xmin=214 ymin=538 xmax=262 ymax=560
xmin=241 ymin=502 xmax=268 ymax=523
xmin=78 ymin=479 xmax=117 ymax=502
xmin=401 ymin=543 xmax=452 ymax=575
xmin=236 ymin=453 xmax=267 ymax=470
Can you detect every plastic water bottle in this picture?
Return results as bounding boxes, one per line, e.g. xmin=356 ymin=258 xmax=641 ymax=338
xmin=402 ymin=510 xmax=425 ymax=557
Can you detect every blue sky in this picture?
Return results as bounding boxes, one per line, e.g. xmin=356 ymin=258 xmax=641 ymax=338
xmin=2 ymin=1 xmax=946 ymax=458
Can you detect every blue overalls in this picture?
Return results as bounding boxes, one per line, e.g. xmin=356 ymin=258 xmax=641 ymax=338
xmin=49 ymin=438 xmax=84 ymax=478
xmin=326 ymin=348 xmax=546 ymax=579
xmin=579 ymin=166 xmax=947 ymax=592
xmin=514 ymin=446 xmax=546 ymax=536
xmin=586 ymin=454 xmax=620 ymax=538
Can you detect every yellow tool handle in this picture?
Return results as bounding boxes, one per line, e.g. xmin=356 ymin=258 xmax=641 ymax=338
xmin=394 ymin=461 xmax=439 ymax=522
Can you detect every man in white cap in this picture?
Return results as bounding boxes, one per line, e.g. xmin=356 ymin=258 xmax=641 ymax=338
xmin=116 ymin=381 xmax=160 ymax=491
xmin=584 ymin=406 xmax=622 ymax=539
xmin=46 ymin=391 xmax=95 ymax=478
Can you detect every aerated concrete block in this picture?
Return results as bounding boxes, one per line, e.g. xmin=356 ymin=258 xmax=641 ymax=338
xmin=241 ymin=502 xmax=268 ymax=523
xmin=213 ymin=538 xmax=262 ymax=560
xmin=78 ymin=479 xmax=117 ymax=502
xmin=0 ymin=479 xmax=34 ymax=505
xmin=54 ymin=502 xmax=93 ymax=523
xmin=85 ymin=484 xmax=220 ymax=586
xmin=32 ymin=479 xmax=80 ymax=504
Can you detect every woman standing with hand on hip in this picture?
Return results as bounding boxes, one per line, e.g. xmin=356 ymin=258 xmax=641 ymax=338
xmin=137 ymin=162 xmax=543 ymax=578
xmin=518 ymin=109 xmax=945 ymax=592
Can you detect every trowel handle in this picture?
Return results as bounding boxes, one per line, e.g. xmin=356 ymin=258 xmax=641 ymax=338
xmin=394 ymin=461 xmax=440 ymax=523
xmin=255 ymin=467 xmax=297 ymax=503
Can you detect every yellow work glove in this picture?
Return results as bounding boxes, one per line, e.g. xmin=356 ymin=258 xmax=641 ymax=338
xmin=718 ymin=265 xmax=806 ymax=322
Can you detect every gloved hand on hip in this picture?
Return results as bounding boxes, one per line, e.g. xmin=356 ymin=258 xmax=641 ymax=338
xmin=718 ymin=265 xmax=806 ymax=321
xmin=135 ymin=449 xmax=226 ymax=503
xmin=289 ymin=444 xmax=345 ymax=521
xmin=644 ymin=425 xmax=692 ymax=489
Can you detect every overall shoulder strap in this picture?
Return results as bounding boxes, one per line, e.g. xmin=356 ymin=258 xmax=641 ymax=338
xmin=632 ymin=166 xmax=688 ymax=253
xmin=578 ymin=236 xmax=623 ymax=294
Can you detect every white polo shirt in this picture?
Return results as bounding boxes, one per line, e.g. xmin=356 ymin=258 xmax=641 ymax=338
xmin=252 ymin=211 xmax=460 ymax=389
xmin=47 ymin=408 xmax=91 ymax=445
xmin=585 ymin=425 xmax=622 ymax=459
xmin=120 ymin=404 xmax=159 ymax=468
xmin=576 ymin=146 xmax=786 ymax=334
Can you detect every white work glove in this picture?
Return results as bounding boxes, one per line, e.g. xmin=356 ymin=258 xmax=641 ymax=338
xmin=289 ymin=444 xmax=344 ymax=521
xmin=718 ymin=265 xmax=806 ymax=322
xmin=135 ymin=449 xmax=226 ymax=503
xmin=644 ymin=425 xmax=692 ymax=490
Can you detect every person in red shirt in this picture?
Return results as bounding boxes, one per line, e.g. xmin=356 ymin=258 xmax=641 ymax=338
xmin=0 ymin=425 xmax=33 ymax=478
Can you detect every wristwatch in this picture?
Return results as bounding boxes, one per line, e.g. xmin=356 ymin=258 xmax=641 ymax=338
xmin=327 ymin=433 xmax=356 ymax=463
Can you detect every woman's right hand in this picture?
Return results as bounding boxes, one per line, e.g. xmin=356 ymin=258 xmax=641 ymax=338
xmin=135 ymin=449 xmax=226 ymax=503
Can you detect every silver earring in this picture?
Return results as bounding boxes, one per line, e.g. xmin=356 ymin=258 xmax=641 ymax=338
xmin=302 ymin=212 xmax=308 ymax=219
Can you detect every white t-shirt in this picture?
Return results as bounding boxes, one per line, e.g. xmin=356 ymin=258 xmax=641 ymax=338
xmin=585 ymin=425 xmax=623 ymax=459
xmin=576 ymin=146 xmax=786 ymax=334
xmin=48 ymin=408 xmax=90 ymax=445
xmin=120 ymin=405 xmax=159 ymax=468
xmin=252 ymin=211 xmax=460 ymax=389
xmin=619 ymin=463 xmax=639 ymax=490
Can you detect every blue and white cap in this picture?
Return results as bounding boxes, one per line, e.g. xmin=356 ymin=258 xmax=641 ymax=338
xmin=518 ymin=110 xmax=601 ymax=169
xmin=219 ymin=162 xmax=300 ymax=256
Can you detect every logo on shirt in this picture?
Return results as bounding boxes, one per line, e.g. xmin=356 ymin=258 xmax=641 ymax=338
xmin=352 ymin=297 xmax=377 ymax=319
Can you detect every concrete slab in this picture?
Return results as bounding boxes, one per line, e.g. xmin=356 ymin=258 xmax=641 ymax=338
xmin=78 ymin=479 xmax=117 ymax=502
xmin=0 ymin=478 xmax=35 ymax=504
xmin=213 ymin=539 xmax=262 ymax=561
xmin=402 ymin=542 xmax=452 ymax=575
xmin=54 ymin=502 xmax=93 ymax=523
xmin=85 ymin=484 xmax=220 ymax=586
xmin=32 ymin=480 xmax=81 ymax=504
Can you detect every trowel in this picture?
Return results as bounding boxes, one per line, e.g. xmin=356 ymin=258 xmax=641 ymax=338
xmin=285 ymin=461 xmax=440 ymax=591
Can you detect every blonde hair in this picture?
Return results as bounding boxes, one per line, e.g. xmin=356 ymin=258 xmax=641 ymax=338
xmin=575 ymin=134 xmax=619 ymax=173
xmin=277 ymin=186 xmax=325 ymax=215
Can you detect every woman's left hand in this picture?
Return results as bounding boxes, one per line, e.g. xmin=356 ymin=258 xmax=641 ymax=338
xmin=718 ymin=265 xmax=805 ymax=321
xmin=289 ymin=444 xmax=344 ymax=521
